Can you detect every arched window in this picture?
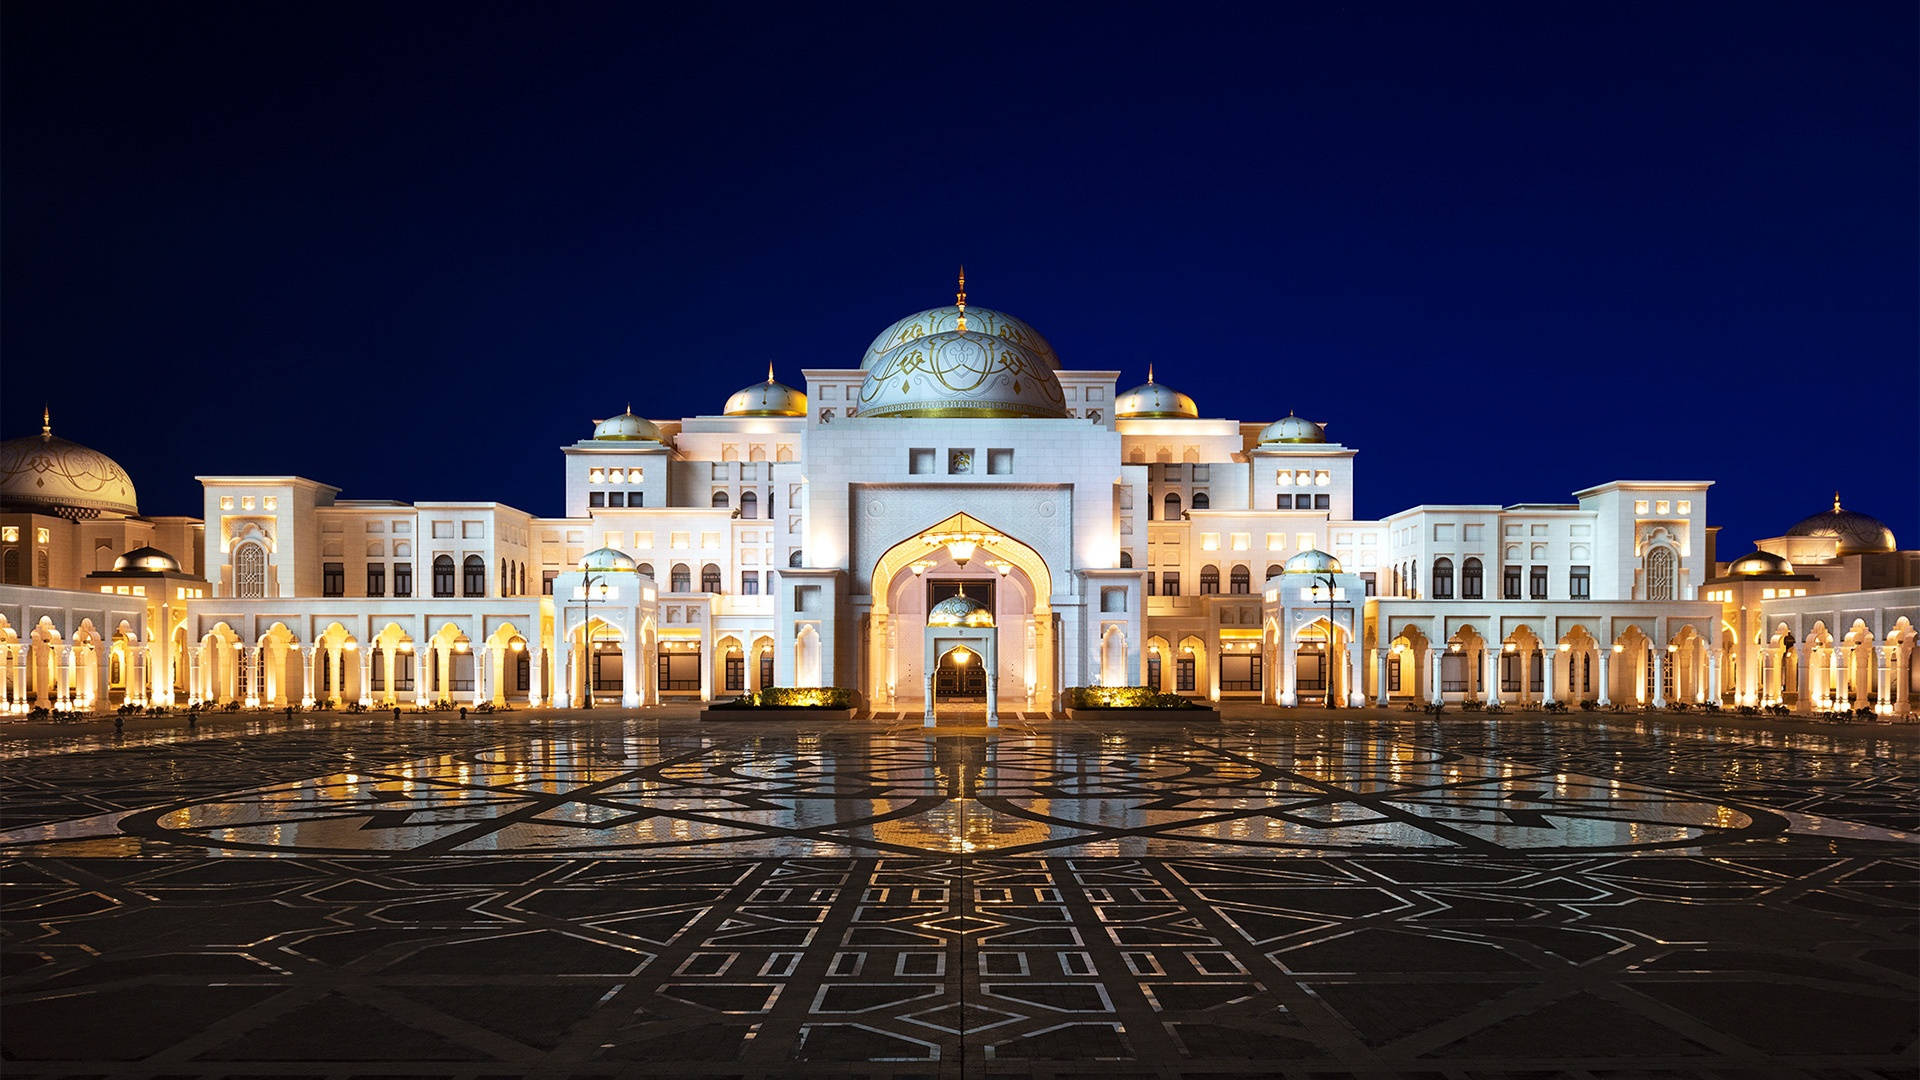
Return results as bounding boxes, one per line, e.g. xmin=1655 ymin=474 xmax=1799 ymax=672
xmin=739 ymin=491 xmax=758 ymax=519
xmin=789 ymin=549 xmax=803 ymax=567
xmin=1 ymin=549 xmax=17 ymax=584
xmin=1645 ymin=546 xmax=1676 ymax=600
xmin=433 ymin=555 xmax=456 ymax=597
xmin=519 ymin=563 xmax=526 ymax=595
xmin=235 ymin=543 xmax=267 ymax=598
xmin=670 ymin=563 xmax=691 ymax=592
xmin=1229 ymin=565 xmax=1250 ymax=594
xmin=462 ymin=555 xmax=485 ymax=597
xmin=1199 ymin=565 xmax=1221 ymax=594
xmin=1461 ymin=558 xmax=1483 ymax=600
xmin=500 ymin=558 xmax=508 ymax=596
xmin=1191 ymin=492 xmax=1210 ymax=510
xmin=1164 ymin=492 xmax=1182 ymax=520
xmin=712 ymin=491 xmax=730 ymax=509
xmin=1119 ymin=550 xmax=1133 ymax=568
xmin=1432 ymin=558 xmax=1454 ymax=600
xmin=701 ymin=563 xmax=722 ymax=593
xmin=1266 ymin=563 xmax=1284 ymax=582
xmin=637 ymin=562 xmax=654 ymax=584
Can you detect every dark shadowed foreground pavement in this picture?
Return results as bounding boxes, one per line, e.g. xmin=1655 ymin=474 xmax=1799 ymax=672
xmin=2 ymin=705 xmax=1914 ymax=1079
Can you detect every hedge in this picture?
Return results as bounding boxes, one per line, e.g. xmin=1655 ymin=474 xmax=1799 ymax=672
xmin=1061 ymin=686 xmax=1208 ymax=710
xmin=708 ymin=687 xmax=858 ymax=710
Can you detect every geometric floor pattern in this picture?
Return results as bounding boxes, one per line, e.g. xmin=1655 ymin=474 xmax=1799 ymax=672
xmin=2 ymin=709 xmax=1916 ymax=1078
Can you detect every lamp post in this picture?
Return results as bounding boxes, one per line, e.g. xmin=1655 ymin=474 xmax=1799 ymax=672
xmin=1317 ymin=571 xmax=1338 ymax=706
xmin=580 ymin=569 xmax=602 ymax=710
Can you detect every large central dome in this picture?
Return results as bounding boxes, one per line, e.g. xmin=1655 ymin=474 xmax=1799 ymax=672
xmin=855 ymin=273 xmax=1068 ymax=419
xmin=0 ymin=412 xmax=139 ymax=519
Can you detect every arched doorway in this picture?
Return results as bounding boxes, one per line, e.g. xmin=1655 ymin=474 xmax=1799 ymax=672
xmin=935 ymin=645 xmax=986 ymax=700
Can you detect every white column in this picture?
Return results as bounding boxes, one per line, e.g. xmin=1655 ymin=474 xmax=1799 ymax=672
xmin=551 ymin=638 xmax=571 ymax=709
xmin=1791 ymin=646 xmax=1810 ymax=714
xmin=1279 ymin=635 xmax=1297 ymax=706
xmin=1595 ymin=648 xmax=1612 ymax=707
xmin=1484 ymin=647 xmax=1501 ymax=706
xmin=1877 ymin=646 xmax=1894 ymax=714
xmin=985 ymin=646 xmax=999 ymax=729
xmin=1347 ymin=634 xmax=1366 ymax=708
xmin=95 ymin=645 xmax=113 ymax=711
xmin=1707 ymin=648 xmax=1721 ymax=708
xmin=528 ymin=647 xmax=544 ymax=706
xmin=621 ymin=641 xmax=639 ymax=708
xmin=1374 ymin=649 xmax=1390 ymax=707
xmin=1651 ymin=648 xmax=1668 ymax=709
xmin=1542 ymin=648 xmax=1559 ymax=706
xmin=473 ymin=646 xmax=490 ymax=707
xmin=187 ymin=646 xmax=201 ymax=706
xmin=1829 ymin=646 xmax=1844 ymax=711
xmin=1426 ymin=647 xmax=1441 ymax=705
xmin=922 ymin=654 xmax=936 ymax=727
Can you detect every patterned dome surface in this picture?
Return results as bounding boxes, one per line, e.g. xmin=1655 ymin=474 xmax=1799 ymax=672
xmin=1115 ymin=372 xmax=1198 ymax=419
xmin=0 ymin=423 xmax=138 ymax=519
xmin=927 ymin=593 xmax=995 ymax=627
xmin=857 ymin=331 xmax=1067 ymax=419
xmin=861 ymin=305 xmax=1060 ymax=370
xmin=578 ymin=547 xmax=638 ymax=573
xmin=1728 ymin=550 xmax=1795 ymax=577
xmin=1786 ymin=495 xmax=1896 ymax=555
xmin=112 ymin=546 xmax=181 ymax=573
xmin=1283 ymin=549 xmax=1343 ymax=575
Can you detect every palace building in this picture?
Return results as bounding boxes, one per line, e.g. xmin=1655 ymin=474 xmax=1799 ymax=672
xmin=2 ymin=282 xmax=1915 ymax=722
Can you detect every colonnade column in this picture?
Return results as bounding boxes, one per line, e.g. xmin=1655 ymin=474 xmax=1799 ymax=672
xmin=187 ymin=646 xmax=201 ymax=706
xmin=1877 ymin=646 xmax=1894 ymax=714
xmin=1279 ymin=637 xmax=1297 ymax=707
xmin=1426 ymin=647 xmax=1441 ymax=705
xmin=922 ymin=658 xmax=936 ymax=727
xmin=1542 ymin=648 xmax=1558 ymax=706
xmin=1651 ymin=647 xmax=1668 ymax=709
xmin=620 ymin=641 xmax=639 ymax=709
xmin=1595 ymin=647 xmax=1612 ymax=707
xmin=57 ymin=645 xmax=73 ymax=708
xmin=1830 ymin=647 xmax=1846 ymax=710
xmin=1348 ymin=636 xmax=1366 ymax=708
xmin=1706 ymin=649 xmax=1721 ymax=709
xmin=528 ymin=648 xmax=544 ymax=706
xmin=1792 ymin=646 xmax=1810 ymax=714
xmin=551 ymin=638 xmax=571 ymax=708
xmin=1483 ymin=647 xmax=1501 ymax=707
xmin=1374 ymin=649 xmax=1390 ymax=707
xmin=95 ymin=645 xmax=113 ymax=711
xmin=985 ymin=654 xmax=999 ymax=729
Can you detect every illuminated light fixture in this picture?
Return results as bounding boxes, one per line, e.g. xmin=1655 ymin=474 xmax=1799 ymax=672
xmin=1556 ymin=643 xmax=1570 ymax=652
xmin=1504 ymin=642 xmax=1517 ymax=652
xmin=922 ymin=530 xmax=1005 ymax=568
xmin=455 ymin=638 xmax=471 ymax=654
xmin=509 ymin=640 xmax=524 ymax=652
xmin=343 ymin=641 xmax=358 ymax=652
xmin=1666 ymin=644 xmax=1678 ymax=653
xmin=398 ymin=641 xmax=414 ymax=653
xmin=951 ymin=647 xmax=971 ymax=665
xmin=1611 ymin=644 xmax=1624 ymax=653
xmin=988 ymin=559 xmax=1013 ymax=576
xmin=909 ymin=560 xmax=936 ymax=577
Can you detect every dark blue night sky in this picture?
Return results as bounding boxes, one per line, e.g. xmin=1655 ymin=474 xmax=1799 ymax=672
xmin=5 ymin=3 xmax=1914 ymax=552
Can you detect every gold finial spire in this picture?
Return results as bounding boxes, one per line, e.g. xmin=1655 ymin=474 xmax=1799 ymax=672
xmin=40 ymin=405 xmax=50 ymax=440
xmin=1146 ymin=364 xmax=1155 ymax=385
xmin=955 ymin=264 xmax=967 ymax=333
xmin=767 ymin=361 xmax=776 ymax=384
xmin=1834 ymin=490 xmax=1843 ymax=512
xmin=625 ymin=402 xmax=632 ymax=415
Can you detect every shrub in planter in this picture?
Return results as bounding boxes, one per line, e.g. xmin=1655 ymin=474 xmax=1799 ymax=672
xmin=1579 ymin=699 xmax=1598 ymax=712
xmin=1735 ymin=704 xmax=1760 ymax=717
xmin=1460 ymin=699 xmax=1484 ymax=712
xmin=709 ymin=687 xmax=858 ymax=710
xmin=1544 ymin=701 xmax=1569 ymax=714
xmin=1061 ymin=686 xmax=1206 ymax=710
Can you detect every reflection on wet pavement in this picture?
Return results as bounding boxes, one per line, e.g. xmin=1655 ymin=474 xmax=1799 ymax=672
xmin=3 ymin=725 xmax=1909 ymax=857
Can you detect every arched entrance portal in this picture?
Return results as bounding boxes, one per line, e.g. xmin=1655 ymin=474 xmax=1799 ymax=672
xmin=935 ymin=644 xmax=987 ymax=700
xmin=866 ymin=512 xmax=1055 ymax=722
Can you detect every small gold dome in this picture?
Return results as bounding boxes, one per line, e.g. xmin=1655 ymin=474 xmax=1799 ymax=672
xmin=593 ymin=407 xmax=662 ymax=442
xmin=1115 ymin=367 xmax=1198 ymax=419
xmin=724 ymin=367 xmax=808 ymax=417
xmin=578 ymin=547 xmax=638 ymax=573
xmin=1728 ymin=550 xmax=1795 ymax=577
xmin=112 ymin=546 xmax=181 ymax=573
xmin=927 ymin=594 xmax=995 ymax=627
xmin=1259 ymin=412 xmax=1326 ymax=445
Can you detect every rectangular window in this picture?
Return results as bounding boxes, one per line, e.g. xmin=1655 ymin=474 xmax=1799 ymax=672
xmin=589 ymin=492 xmax=605 ymax=507
xmin=1569 ymin=565 xmax=1590 ymax=600
xmin=1502 ymin=653 xmax=1521 ymax=692
xmin=1360 ymin=571 xmax=1376 ymax=596
xmin=393 ymin=564 xmax=412 ymax=597
xmin=741 ymin=571 xmax=759 ymax=595
xmin=1530 ymin=565 xmax=1549 ymax=599
xmin=1297 ymin=533 xmax=1313 ymax=552
xmin=1220 ymin=653 xmax=1262 ymax=692
xmin=909 ymin=448 xmax=935 ymax=474
xmin=542 ymin=569 xmax=558 ymax=596
xmin=1503 ymin=564 xmax=1522 ymax=599
xmin=1145 ymin=573 xmax=1156 ymax=597
xmin=987 ymin=448 xmax=1013 ymax=474
xmin=366 ymin=563 xmax=385 ymax=597
xmin=1147 ymin=653 xmax=1162 ymax=691
xmin=609 ymin=492 xmax=625 ymax=507
xmin=1162 ymin=571 xmax=1180 ymax=596
xmin=1314 ymin=494 xmax=1330 ymax=510
xmin=1387 ymin=658 xmax=1401 ymax=692
xmin=1176 ymin=656 xmax=1196 ymax=692
xmin=1295 ymin=494 xmax=1314 ymax=509
xmin=322 ymin=562 xmax=344 ymax=597
xmin=724 ymin=655 xmax=745 ymax=692
xmin=759 ymin=652 xmax=774 ymax=688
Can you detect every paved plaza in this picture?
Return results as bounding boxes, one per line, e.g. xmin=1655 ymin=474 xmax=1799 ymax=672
xmin=1 ymin=706 xmax=1915 ymax=1079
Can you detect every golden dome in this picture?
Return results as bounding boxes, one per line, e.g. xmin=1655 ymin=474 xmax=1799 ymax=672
xmin=724 ymin=366 xmax=808 ymax=417
xmin=1259 ymin=412 xmax=1327 ymax=445
xmin=1785 ymin=493 xmax=1897 ymax=555
xmin=112 ymin=546 xmax=181 ymax=573
xmin=593 ymin=407 xmax=662 ymax=442
xmin=927 ymin=593 xmax=995 ymax=627
xmin=1283 ymin=549 xmax=1342 ymax=575
xmin=1728 ymin=550 xmax=1795 ymax=577
xmin=0 ymin=412 xmax=138 ymax=519
xmin=1115 ymin=367 xmax=1198 ymax=419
